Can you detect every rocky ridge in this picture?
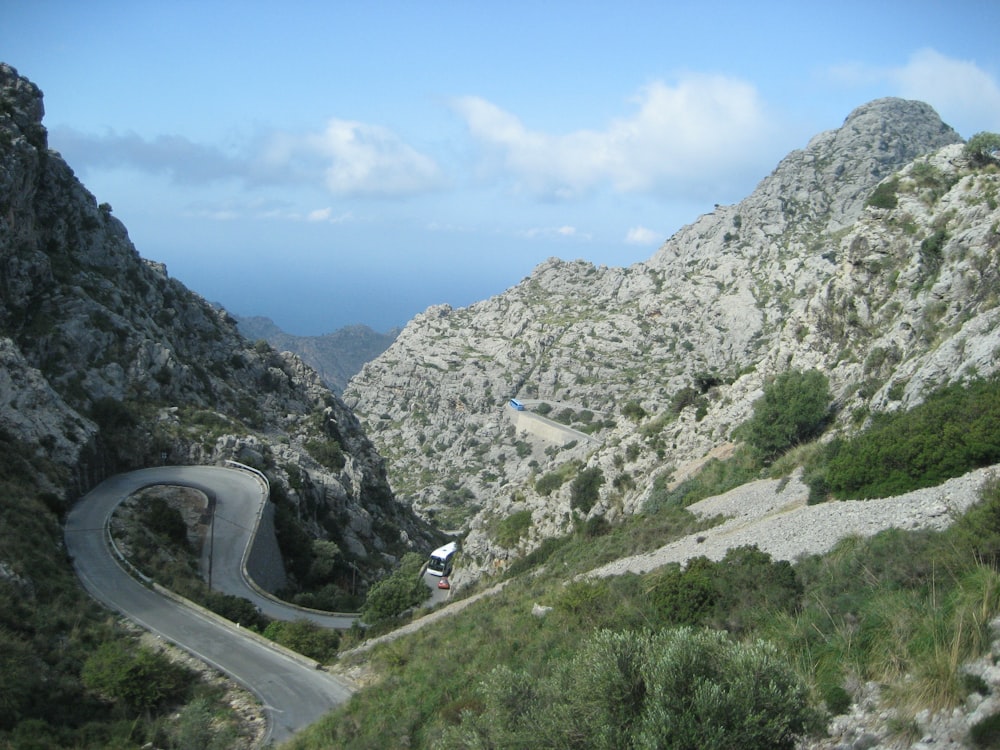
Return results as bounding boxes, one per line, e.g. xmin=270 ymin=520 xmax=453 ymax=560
xmin=343 ymin=97 xmax=1000 ymax=582
xmin=0 ymin=63 xmax=435 ymax=580
xmin=235 ymin=315 xmax=398 ymax=394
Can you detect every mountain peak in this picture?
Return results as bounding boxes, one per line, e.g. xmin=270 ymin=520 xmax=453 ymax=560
xmin=0 ymin=63 xmax=46 ymax=148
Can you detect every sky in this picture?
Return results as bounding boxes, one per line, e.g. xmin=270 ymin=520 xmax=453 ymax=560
xmin=4 ymin=1 xmax=1000 ymax=335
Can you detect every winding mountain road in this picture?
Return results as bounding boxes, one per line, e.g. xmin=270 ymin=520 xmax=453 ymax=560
xmin=64 ymin=465 xmax=355 ymax=745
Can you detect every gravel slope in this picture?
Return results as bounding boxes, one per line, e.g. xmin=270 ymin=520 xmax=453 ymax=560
xmin=588 ymin=465 xmax=999 ymax=578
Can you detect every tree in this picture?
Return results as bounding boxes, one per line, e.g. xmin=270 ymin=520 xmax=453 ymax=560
xmin=142 ymin=497 xmax=189 ymax=547
xmin=622 ymin=399 xmax=647 ymax=422
xmin=742 ymin=369 xmax=832 ymax=463
xmin=964 ymin=131 xmax=1000 ymax=166
xmin=263 ymin=619 xmax=341 ymax=662
xmin=570 ymin=467 xmax=604 ymax=513
xmin=360 ymin=553 xmax=429 ymax=624
xmin=307 ymin=539 xmax=342 ymax=585
xmin=81 ymin=641 xmax=193 ymax=716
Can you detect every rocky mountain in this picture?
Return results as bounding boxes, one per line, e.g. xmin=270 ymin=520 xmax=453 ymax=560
xmin=0 ymin=63 xmax=435 ymax=579
xmin=343 ymin=97 xmax=999 ymax=580
xmin=235 ymin=315 xmax=398 ymax=393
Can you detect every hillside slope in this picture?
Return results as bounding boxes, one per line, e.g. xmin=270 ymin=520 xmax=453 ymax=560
xmin=344 ymin=98 xmax=1000 ymax=579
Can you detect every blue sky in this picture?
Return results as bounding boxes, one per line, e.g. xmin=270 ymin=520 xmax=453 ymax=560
xmin=5 ymin=1 xmax=1000 ymax=335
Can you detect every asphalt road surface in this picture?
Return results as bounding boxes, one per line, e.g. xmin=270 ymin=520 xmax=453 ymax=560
xmin=65 ymin=465 xmax=354 ymax=745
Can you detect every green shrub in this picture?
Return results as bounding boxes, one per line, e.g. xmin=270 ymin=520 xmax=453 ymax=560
xmin=495 ymin=509 xmax=533 ymax=547
xmin=535 ymin=470 xmax=565 ymax=496
xmin=920 ymin=228 xmax=948 ymax=276
xmin=648 ymin=559 xmax=718 ymax=627
xmin=142 ymin=497 xmax=189 ymax=547
xmin=174 ymin=584 xmax=269 ymax=631
xmin=90 ymin=396 xmax=137 ymax=432
xmin=669 ymin=386 xmax=701 ymax=414
xmin=969 ymin=711 xmax=1000 ymax=748
xmin=645 ymin=548 xmax=802 ymax=634
xmin=81 ymin=641 xmax=194 ymax=715
xmin=741 ymin=369 xmax=831 ymax=463
xmin=444 ymin=628 xmax=818 ymax=750
xmin=867 ymin=177 xmax=900 ymax=209
xmin=822 ymin=684 xmax=852 ymax=716
xmin=965 ymin=132 xmax=1000 ymax=166
xmin=360 ymin=553 xmax=429 ymax=624
xmin=809 ymin=378 xmax=1000 ymax=500
xmin=305 ymin=438 xmax=346 ymax=472
xmin=570 ymin=467 xmax=604 ymax=513
xmin=583 ymin=515 xmax=612 ymax=537
xmin=554 ymin=579 xmax=611 ymax=620
xmin=711 ymin=546 xmax=802 ymax=633
xmin=263 ymin=619 xmax=341 ymax=663
xmin=622 ymin=400 xmax=647 ymax=422
xmin=950 ymin=477 xmax=1000 ymax=569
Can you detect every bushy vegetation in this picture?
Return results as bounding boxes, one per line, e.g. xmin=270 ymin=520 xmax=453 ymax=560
xmin=621 ymin=399 xmax=647 ymax=422
xmin=262 ymin=619 xmax=341 ymax=663
xmin=439 ymin=627 xmax=819 ymax=749
xmin=305 ymin=437 xmax=346 ymax=472
xmin=494 ymin=509 xmax=533 ymax=547
xmin=647 ymin=547 xmax=802 ymax=634
xmin=570 ymin=466 xmax=604 ymax=513
xmin=739 ymin=369 xmax=832 ymax=463
xmin=360 ymin=552 xmax=430 ymax=624
xmin=535 ymin=460 xmax=579 ymax=496
xmin=866 ymin=176 xmax=901 ymax=208
xmin=965 ymin=131 xmax=1000 ymax=167
xmin=805 ymin=377 xmax=1000 ymax=501
xmin=81 ymin=640 xmax=195 ymax=716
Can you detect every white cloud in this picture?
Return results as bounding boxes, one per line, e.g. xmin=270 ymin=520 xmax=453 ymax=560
xmin=518 ymin=225 xmax=588 ymax=240
xmin=890 ymin=49 xmax=1000 ymax=134
xmin=625 ymin=226 xmax=661 ymax=245
xmin=306 ymin=207 xmax=353 ymax=223
xmin=452 ymin=75 xmax=773 ymax=199
xmin=260 ymin=118 xmax=443 ymax=197
xmin=50 ymin=127 xmax=245 ymax=184
xmin=314 ymin=119 xmax=442 ymax=196
xmin=52 ymin=118 xmax=443 ymax=199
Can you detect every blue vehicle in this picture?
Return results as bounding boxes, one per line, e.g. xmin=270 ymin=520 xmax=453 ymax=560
xmin=509 ymin=399 xmax=525 ymax=411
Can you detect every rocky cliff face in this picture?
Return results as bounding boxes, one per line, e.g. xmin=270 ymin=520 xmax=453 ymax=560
xmin=0 ymin=63 xmax=434 ymax=577
xmin=344 ymin=98 xmax=997 ymax=579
